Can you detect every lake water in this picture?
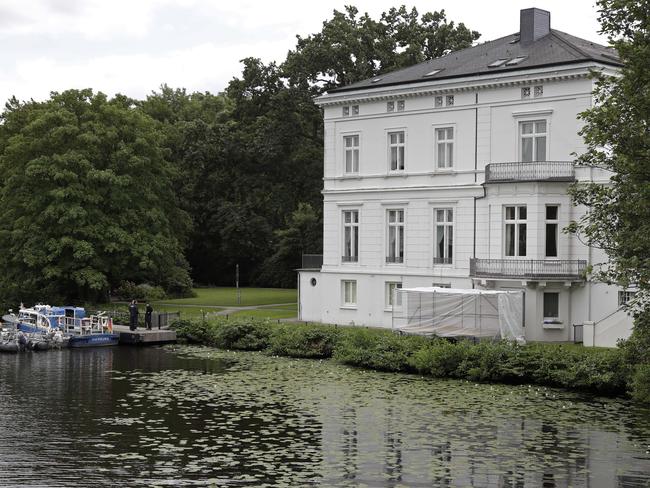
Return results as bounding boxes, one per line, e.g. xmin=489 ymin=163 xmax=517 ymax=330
xmin=0 ymin=346 xmax=648 ymax=487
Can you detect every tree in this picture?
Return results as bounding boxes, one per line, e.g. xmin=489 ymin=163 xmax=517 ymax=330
xmin=258 ymin=203 xmax=322 ymax=288
xmin=282 ymin=5 xmax=480 ymax=93
xmin=0 ymin=89 xmax=192 ymax=304
xmin=568 ymin=0 xmax=650 ymax=401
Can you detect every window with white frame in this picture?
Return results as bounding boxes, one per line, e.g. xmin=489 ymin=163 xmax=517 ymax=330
xmin=520 ymin=120 xmax=547 ymax=162
xmin=434 ymin=208 xmax=453 ymax=264
xmin=388 ymin=131 xmax=405 ymax=171
xmin=342 ymin=210 xmax=359 ymax=262
xmin=534 ymin=85 xmax=543 ymax=97
xmin=386 ymin=209 xmax=404 ymax=263
xmin=505 ymin=205 xmax=527 ymax=257
xmin=341 ymin=280 xmax=357 ymax=307
xmin=387 ymin=101 xmax=395 ymax=112
xmin=545 ymin=205 xmax=559 ymax=257
xmin=434 ymin=96 xmax=443 ymax=108
xmin=432 ymin=282 xmax=451 ymax=288
xmin=521 ymin=87 xmax=531 ymax=99
xmin=618 ymin=290 xmax=637 ymax=307
xmin=397 ymin=100 xmax=405 ymax=111
xmin=343 ymin=135 xmax=359 ymax=174
xmin=351 ymin=105 xmax=359 ymax=115
xmin=342 ymin=106 xmax=350 ymax=117
xmin=543 ymin=292 xmax=560 ymax=321
xmin=446 ymin=95 xmax=454 ymax=106
xmin=386 ymin=282 xmax=402 ymax=309
xmin=435 ymin=127 xmax=454 ymax=168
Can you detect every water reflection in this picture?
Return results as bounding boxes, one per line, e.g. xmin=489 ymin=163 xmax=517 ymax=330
xmin=0 ymin=346 xmax=648 ymax=487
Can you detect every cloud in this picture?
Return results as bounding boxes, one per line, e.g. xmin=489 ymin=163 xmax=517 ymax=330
xmin=0 ymin=39 xmax=290 ymax=104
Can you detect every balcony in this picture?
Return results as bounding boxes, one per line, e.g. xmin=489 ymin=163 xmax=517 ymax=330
xmin=469 ymin=258 xmax=587 ymax=281
xmin=485 ymin=161 xmax=575 ymax=183
xmin=301 ymin=254 xmax=323 ymax=269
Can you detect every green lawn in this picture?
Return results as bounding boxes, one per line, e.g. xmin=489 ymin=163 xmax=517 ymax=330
xmin=155 ymin=287 xmax=297 ymax=307
xmin=229 ymin=309 xmax=297 ymax=320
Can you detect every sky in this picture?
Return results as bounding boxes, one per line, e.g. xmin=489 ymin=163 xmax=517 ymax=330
xmin=0 ymin=0 xmax=608 ymax=105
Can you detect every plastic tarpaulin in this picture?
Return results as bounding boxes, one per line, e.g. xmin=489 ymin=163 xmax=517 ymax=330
xmin=392 ymin=287 xmax=525 ymax=343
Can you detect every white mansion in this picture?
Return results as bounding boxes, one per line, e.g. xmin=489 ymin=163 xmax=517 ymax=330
xmin=298 ymin=8 xmax=633 ymax=347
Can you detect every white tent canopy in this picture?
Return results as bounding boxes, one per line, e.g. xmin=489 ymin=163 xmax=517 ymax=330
xmin=392 ymin=287 xmax=525 ymax=342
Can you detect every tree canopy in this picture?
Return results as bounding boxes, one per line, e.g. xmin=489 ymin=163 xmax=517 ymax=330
xmin=568 ymin=0 xmax=650 ymax=401
xmin=0 ymin=5 xmax=481 ymax=302
xmin=283 ymin=6 xmax=480 ymax=93
xmin=0 ymin=89 xmax=192 ymax=304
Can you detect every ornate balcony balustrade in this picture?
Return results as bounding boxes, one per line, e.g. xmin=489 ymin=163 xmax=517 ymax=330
xmin=469 ymin=258 xmax=587 ymax=281
xmin=485 ymin=161 xmax=575 ymax=183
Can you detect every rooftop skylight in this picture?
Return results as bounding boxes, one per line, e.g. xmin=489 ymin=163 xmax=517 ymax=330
xmin=505 ymin=56 xmax=527 ymax=65
xmin=488 ymin=59 xmax=508 ymax=68
xmin=423 ymin=68 xmax=443 ymax=77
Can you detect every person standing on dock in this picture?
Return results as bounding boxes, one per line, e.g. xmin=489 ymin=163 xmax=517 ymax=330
xmin=129 ymin=300 xmax=139 ymax=331
xmin=145 ymin=302 xmax=153 ymax=330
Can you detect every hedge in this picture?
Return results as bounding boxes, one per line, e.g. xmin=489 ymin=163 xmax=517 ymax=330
xmin=170 ymin=317 xmax=642 ymax=400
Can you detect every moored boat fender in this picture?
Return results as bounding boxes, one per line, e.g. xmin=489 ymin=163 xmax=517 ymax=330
xmin=0 ymin=342 xmax=19 ymax=353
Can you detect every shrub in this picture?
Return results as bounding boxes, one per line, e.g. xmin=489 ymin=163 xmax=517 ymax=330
xmin=410 ymin=339 xmax=469 ymax=377
xmin=334 ymin=328 xmax=428 ymax=372
xmin=268 ymin=323 xmax=340 ymax=358
xmin=630 ymin=364 xmax=650 ymax=403
xmin=212 ymin=317 xmax=272 ymax=351
xmin=114 ymin=281 xmax=166 ymax=301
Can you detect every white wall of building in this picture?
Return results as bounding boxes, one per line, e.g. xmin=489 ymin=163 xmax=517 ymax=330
xmin=301 ymin=65 xmax=633 ymax=346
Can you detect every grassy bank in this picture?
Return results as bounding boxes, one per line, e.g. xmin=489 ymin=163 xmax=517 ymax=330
xmin=171 ymin=317 xmax=638 ymax=399
xmin=155 ymin=287 xmax=296 ymax=307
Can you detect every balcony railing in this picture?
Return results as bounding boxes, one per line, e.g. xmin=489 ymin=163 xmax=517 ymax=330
xmin=485 ymin=161 xmax=575 ymax=183
xmin=341 ymin=255 xmax=358 ymax=263
xmin=301 ymin=254 xmax=323 ymax=269
xmin=469 ymin=258 xmax=587 ymax=281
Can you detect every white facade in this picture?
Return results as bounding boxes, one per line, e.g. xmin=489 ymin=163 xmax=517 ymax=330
xmin=299 ymin=17 xmax=633 ymax=347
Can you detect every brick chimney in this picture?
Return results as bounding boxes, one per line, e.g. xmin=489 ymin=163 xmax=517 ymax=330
xmin=520 ymin=8 xmax=551 ymax=45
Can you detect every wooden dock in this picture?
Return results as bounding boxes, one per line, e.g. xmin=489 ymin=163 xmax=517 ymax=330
xmin=113 ymin=324 xmax=177 ymax=345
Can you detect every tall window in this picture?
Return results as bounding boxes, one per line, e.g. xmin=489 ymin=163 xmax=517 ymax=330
xmin=344 ymin=135 xmax=359 ymax=174
xmin=342 ymin=280 xmax=357 ymax=307
xmin=545 ymin=205 xmax=559 ymax=257
xmin=543 ymin=292 xmax=559 ymax=320
xmin=386 ymin=282 xmax=402 ymax=309
xmin=435 ymin=127 xmax=454 ymax=168
xmin=387 ymin=209 xmax=404 ymax=263
xmin=520 ymin=120 xmax=547 ymax=162
xmin=342 ymin=210 xmax=359 ymax=262
xmin=505 ymin=206 xmax=527 ymax=257
xmin=434 ymin=209 xmax=453 ymax=264
xmin=388 ymin=131 xmax=405 ymax=171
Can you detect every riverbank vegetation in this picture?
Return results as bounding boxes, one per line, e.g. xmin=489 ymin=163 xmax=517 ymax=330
xmin=170 ymin=317 xmax=647 ymax=401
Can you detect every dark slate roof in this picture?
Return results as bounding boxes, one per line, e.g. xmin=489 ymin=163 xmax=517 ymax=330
xmin=330 ymin=30 xmax=621 ymax=93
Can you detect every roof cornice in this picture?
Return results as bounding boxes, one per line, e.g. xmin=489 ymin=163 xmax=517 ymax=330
xmin=314 ymin=63 xmax=617 ymax=107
